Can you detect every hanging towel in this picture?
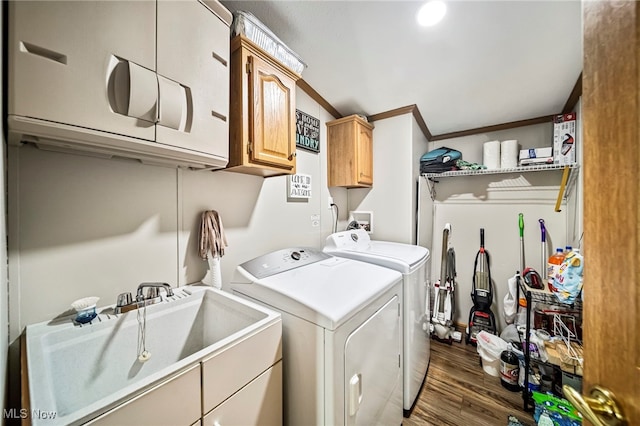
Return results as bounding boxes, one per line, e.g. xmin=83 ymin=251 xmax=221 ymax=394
xmin=199 ymin=210 xmax=228 ymax=289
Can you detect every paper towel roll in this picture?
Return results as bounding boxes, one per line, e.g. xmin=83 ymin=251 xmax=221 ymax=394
xmin=501 ymin=140 xmax=519 ymax=169
xmin=483 ymin=140 xmax=501 ymax=170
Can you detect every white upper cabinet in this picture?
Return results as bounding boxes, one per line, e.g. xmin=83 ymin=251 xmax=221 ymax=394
xmin=8 ymin=0 xmax=232 ymax=169
xmin=156 ymin=0 xmax=230 ymax=158
xmin=9 ymin=1 xmax=157 ymax=142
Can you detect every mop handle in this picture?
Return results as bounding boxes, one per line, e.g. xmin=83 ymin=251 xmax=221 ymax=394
xmin=539 ymin=219 xmax=546 ymax=275
xmin=519 ymin=213 xmax=524 ymax=238
xmin=519 ymin=213 xmax=525 ymax=273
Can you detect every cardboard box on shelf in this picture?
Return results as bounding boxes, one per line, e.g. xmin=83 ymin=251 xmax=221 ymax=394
xmin=519 ymin=147 xmax=553 ymax=160
xmin=553 ymin=113 xmax=577 ymax=165
xmin=519 ymin=147 xmax=553 ymax=166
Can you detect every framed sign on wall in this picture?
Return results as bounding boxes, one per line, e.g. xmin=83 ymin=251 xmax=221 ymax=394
xmin=288 ymin=173 xmax=312 ymax=199
xmin=296 ymin=109 xmax=320 ymax=153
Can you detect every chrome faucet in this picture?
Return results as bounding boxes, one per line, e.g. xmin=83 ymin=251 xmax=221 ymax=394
xmin=114 ymin=282 xmax=174 ymax=314
xmin=136 ymin=282 xmax=174 ymax=301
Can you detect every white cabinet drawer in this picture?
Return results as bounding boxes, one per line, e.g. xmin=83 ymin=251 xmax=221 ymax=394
xmin=203 ymin=361 xmax=282 ymax=426
xmin=202 ymin=321 xmax=282 ymax=414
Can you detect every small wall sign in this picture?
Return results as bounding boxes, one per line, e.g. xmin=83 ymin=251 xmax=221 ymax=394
xmin=288 ymin=173 xmax=312 ymax=199
xmin=296 ymin=109 xmax=320 ymax=153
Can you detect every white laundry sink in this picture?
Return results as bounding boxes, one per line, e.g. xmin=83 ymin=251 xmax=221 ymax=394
xmin=24 ymin=286 xmax=281 ymax=425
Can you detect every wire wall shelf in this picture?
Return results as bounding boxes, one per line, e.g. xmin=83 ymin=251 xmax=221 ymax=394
xmin=422 ymin=163 xmax=579 ymax=179
xmin=422 ymin=163 xmax=579 ymax=203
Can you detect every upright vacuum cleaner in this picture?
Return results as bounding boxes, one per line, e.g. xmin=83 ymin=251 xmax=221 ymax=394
xmin=431 ymin=223 xmax=457 ymax=344
xmin=466 ymin=228 xmax=497 ymax=345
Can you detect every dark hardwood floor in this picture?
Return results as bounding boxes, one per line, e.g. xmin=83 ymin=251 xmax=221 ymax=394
xmin=403 ymin=339 xmax=534 ymax=426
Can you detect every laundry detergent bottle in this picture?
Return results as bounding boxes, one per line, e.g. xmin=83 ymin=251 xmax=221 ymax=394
xmin=547 ymin=248 xmax=565 ymax=292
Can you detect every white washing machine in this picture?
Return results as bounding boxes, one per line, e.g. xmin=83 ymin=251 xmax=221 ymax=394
xmin=230 ymin=247 xmax=403 ymax=426
xmin=323 ymin=229 xmax=431 ymax=415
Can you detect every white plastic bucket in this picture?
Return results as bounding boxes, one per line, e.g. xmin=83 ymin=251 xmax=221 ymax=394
xmin=480 ymin=356 xmax=500 ymax=377
xmin=476 ymin=331 xmax=509 ymax=377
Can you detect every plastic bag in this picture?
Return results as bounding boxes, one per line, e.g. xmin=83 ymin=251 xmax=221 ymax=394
xmin=476 ymin=331 xmax=509 ymax=377
xmin=553 ymin=251 xmax=584 ymax=304
xmin=476 ymin=330 xmax=509 ymax=359
xmin=503 ymin=273 xmax=519 ymax=324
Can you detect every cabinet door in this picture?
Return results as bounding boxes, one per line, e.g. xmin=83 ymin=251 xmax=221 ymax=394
xmin=156 ymin=0 xmax=229 ymax=159
xmin=247 ymin=54 xmax=296 ymax=170
xmin=8 ymin=1 xmax=156 ymax=141
xmin=356 ymin=124 xmax=374 ymax=185
xmin=86 ymin=364 xmax=201 ymax=426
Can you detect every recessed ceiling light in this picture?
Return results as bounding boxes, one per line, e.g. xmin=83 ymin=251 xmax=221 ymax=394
xmin=417 ymin=0 xmax=447 ymax=27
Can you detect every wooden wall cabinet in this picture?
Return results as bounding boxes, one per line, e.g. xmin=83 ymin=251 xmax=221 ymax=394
xmin=326 ymin=114 xmax=374 ymax=187
xmin=227 ymin=35 xmax=300 ymax=177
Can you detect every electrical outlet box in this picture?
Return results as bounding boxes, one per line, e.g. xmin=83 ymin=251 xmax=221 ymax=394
xmin=328 ymin=196 xmax=334 ymax=209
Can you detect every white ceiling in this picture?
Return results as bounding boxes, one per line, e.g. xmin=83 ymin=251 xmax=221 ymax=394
xmin=221 ymin=0 xmax=583 ymax=136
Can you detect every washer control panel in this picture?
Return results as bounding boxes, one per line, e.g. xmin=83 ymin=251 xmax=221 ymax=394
xmin=239 ymin=247 xmax=331 ymax=279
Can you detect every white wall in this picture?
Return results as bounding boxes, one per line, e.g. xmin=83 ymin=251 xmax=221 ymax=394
xmin=347 ymin=114 xmax=429 ymax=244
xmin=6 ymin=89 xmax=338 ymax=340
xmin=426 ymin=123 xmax=578 ymax=328
xmin=1 ymin=6 xmax=9 ymax=422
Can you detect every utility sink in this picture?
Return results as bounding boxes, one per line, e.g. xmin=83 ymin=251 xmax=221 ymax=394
xmin=24 ymin=286 xmax=281 ymax=425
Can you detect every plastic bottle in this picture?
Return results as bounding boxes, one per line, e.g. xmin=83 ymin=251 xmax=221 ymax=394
xmin=547 ymin=248 xmax=565 ymax=292
xmin=564 ymin=245 xmax=573 ymax=255
xmin=500 ymin=347 xmax=521 ymax=392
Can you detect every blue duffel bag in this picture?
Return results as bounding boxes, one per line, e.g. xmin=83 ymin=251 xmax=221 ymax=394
xmin=420 ymin=147 xmax=462 ymax=173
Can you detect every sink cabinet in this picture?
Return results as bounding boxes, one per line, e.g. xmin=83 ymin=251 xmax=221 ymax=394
xmin=86 ymin=321 xmax=283 ymax=426
xmin=326 ymin=114 xmax=374 ymax=187
xmin=8 ymin=0 xmax=232 ymax=169
xmin=86 ymin=364 xmax=201 ymax=426
xmin=227 ymin=35 xmax=300 ymax=177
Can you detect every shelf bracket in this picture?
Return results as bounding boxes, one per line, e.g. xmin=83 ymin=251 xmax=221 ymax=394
xmin=426 ymin=177 xmax=437 ymax=201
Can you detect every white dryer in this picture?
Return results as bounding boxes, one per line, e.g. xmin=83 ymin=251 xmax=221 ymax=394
xmin=324 ymin=229 xmax=431 ymax=415
xmin=230 ymin=248 xmax=403 ymax=426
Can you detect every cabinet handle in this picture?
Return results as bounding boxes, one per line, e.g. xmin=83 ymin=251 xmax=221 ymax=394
xmin=157 ymin=74 xmax=188 ymax=130
xmin=211 ymin=110 xmax=227 ymax=122
xmin=211 ymin=51 xmax=227 ymax=67
xmin=107 ymin=56 xmax=158 ymax=123
xmin=288 ymin=151 xmax=297 ymax=161
xmin=19 ymin=41 xmax=67 ymax=65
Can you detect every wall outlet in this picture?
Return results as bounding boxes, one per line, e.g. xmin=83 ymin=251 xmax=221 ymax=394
xmin=328 ymin=196 xmax=334 ymax=209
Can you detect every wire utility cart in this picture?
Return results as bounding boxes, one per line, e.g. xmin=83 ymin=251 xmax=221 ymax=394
xmin=516 ymin=278 xmax=583 ymax=411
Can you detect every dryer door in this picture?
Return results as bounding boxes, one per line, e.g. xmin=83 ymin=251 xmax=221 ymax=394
xmin=344 ymin=295 xmax=401 ymax=426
